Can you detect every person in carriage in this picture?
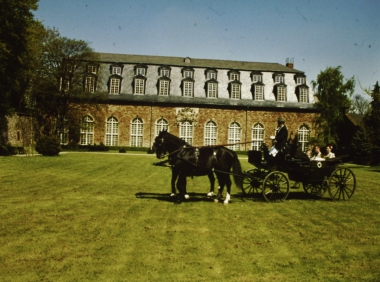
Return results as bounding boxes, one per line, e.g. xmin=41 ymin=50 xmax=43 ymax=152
xmin=269 ymin=117 xmax=288 ymax=157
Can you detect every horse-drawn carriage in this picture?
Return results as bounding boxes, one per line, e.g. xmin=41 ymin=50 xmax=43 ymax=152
xmin=242 ymin=145 xmax=356 ymax=202
xmin=153 ymin=130 xmax=356 ymax=204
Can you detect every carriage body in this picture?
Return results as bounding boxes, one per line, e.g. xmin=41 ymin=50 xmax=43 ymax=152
xmin=244 ymin=149 xmax=356 ymax=202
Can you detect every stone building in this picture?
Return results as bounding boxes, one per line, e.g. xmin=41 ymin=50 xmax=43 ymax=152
xmin=8 ymin=54 xmax=319 ymax=152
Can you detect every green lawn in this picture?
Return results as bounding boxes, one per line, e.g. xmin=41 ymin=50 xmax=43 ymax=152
xmin=1 ymin=153 xmax=379 ymax=281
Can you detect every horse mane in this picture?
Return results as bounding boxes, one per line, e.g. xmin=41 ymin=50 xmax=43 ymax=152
xmin=159 ymin=130 xmax=190 ymax=148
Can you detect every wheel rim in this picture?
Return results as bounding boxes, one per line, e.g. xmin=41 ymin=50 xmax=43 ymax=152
xmin=262 ymin=171 xmax=289 ymax=202
xmin=328 ymin=168 xmax=356 ymax=200
xmin=242 ymin=169 xmax=262 ymax=195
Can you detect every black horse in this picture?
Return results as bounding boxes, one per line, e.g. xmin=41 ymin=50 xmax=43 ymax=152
xmin=153 ymin=130 xmax=242 ymax=204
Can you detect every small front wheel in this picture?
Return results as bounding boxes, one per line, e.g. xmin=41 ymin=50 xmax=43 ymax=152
xmin=328 ymin=168 xmax=356 ymax=200
xmin=262 ymin=171 xmax=289 ymax=203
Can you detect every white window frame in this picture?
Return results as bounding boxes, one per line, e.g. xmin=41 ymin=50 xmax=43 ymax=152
xmin=207 ymin=71 xmax=217 ymax=80
xmin=275 ymin=75 xmax=284 ymax=83
xmin=110 ymin=78 xmax=120 ymax=94
xmin=228 ymin=122 xmax=241 ymax=151
xmin=298 ymin=125 xmax=310 ymax=152
xmin=184 ymin=70 xmax=193 ymax=78
xmin=180 ymin=121 xmax=193 ymax=145
xmin=105 ymin=116 xmax=118 ymax=146
xmin=204 ymin=121 xmax=217 ymax=146
xmin=297 ymin=77 xmax=306 ymax=84
xmin=131 ymin=118 xmax=143 ymax=147
xmin=60 ymin=119 xmax=69 ymax=145
xmin=299 ymin=87 xmax=308 ymax=103
xmin=85 ymin=77 xmax=95 ymax=93
xmin=88 ymin=65 xmax=97 ymax=74
xmin=134 ymin=78 xmax=145 ymax=94
xmin=252 ymin=75 xmax=262 ymax=83
xmin=155 ymin=118 xmax=169 ymax=136
xmin=252 ymin=123 xmax=264 ymax=151
xmin=112 ymin=66 xmax=121 ymax=75
xmin=80 ymin=115 xmax=94 ymax=145
xmin=277 ymin=86 xmax=286 ymax=101
xmin=254 ymin=85 xmax=264 ymax=100
xmin=161 ymin=69 xmax=170 ymax=77
xmin=183 ymin=81 xmax=193 ymax=97
xmin=136 ymin=68 xmax=145 ymax=76
xmin=207 ymin=82 xmax=217 ymax=98
xmin=159 ymin=80 xmax=169 ymax=96
xmin=230 ymin=73 xmax=239 ymax=81
xmin=231 ymin=83 xmax=240 ymax=99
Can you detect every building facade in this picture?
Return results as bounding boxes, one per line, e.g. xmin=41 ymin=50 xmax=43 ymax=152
xmin=8 ymin=54 xmax=319 ymax=152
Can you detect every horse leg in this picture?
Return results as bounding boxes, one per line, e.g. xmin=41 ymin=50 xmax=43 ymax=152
xmin=176 ymin=174 xmax=187 ymax=204
xmin=170 ymin=168 xmax=177 ymax=197
xmin=206 ymin=172 xmax=216 ymax=197
xmin=223 ymin=176 xmax=232 ymax=205
xmin=214 ymin=173 xmax=225 ymax=203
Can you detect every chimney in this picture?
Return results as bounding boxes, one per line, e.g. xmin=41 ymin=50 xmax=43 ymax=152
xmin=286 ymin=57 xmax=294 ymax=69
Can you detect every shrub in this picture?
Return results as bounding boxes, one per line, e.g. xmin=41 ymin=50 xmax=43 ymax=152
xmin=88 ymin=143 xmax=109 ymax=152
xmin=35 ymin=136 xmax=61 ymax=156
xmin=119 ymin=147 xmax=127 ymax=153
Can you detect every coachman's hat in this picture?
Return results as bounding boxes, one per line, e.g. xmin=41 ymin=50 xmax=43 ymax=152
xmin=277 ymin=117 xmax=285 ymax=123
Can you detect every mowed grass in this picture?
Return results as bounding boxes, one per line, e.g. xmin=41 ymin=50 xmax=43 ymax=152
xmin=1 ymin=152 xmax=379 ymax=282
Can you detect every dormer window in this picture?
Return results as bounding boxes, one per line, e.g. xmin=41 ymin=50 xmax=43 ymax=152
xmin=87 ymin=65 xmax=98 ymax=74
xmin=229 ymin=71 xmax=240 ymax=81
xmin=135 ymin=64 xmax=147 ymax=76
xmin=294 ymin=74 xmax=306 ymax=84
xmin=274 ymin=84 xmax=287 ymax=101
xmin=159 ymin=66 xmax=171 ymax=77
xmin=112 ymin=66 xmax=122 ymax=75
xmin=229 ymin=81 xmax=241 ymax=99
xmin=251 ymin=71 xmax=263 ymax=83
xmin=205 ymin=69 xmax=217 ymax=80
xmin=182 ymin=67 xmax=194 ymax=78
xmin=296 ymin=85 xmax=309 ymax=103
xmin=273 ymin=72 xmax=284 ymax=83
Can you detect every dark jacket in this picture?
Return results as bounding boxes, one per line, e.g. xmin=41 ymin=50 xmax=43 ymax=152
xmin=274 ymin=125 xmax=288 ymax=150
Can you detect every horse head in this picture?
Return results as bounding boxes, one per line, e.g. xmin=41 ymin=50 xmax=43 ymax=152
xmin=154 ymin=130 xmax=168 ymax=159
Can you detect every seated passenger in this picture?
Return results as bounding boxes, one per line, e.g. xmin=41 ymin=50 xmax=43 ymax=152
xmin=324 ymin=145 xmax=335 ymax=159
xmin=310 ymin=145 xmax=323 ymax=160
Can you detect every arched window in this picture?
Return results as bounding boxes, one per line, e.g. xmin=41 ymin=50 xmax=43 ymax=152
xmin=155 ymin=118 xmax=168 ymax=136
xmin=105 ymin=116 xmax=118 ymax=146
xmin=297 ymin=124 xmax=310 ymax=152
xmin=131 ymin=118 xmax=143 ymax=147
xmin=228 ymin=122 xmax=241 ymax=151
xmin=80 ymin=115 xmax=94 ymax=145
xmin=180 ymin=121 xmax=193 ymax=145
xmin=252 ymin=123 xmax=264 ymax=151
xmin=204 ymin=121 xmax=217 ymax=146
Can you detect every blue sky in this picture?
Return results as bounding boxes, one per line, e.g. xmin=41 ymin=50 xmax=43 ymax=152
xmin=33 ymin=0 xmax=379 ymax=96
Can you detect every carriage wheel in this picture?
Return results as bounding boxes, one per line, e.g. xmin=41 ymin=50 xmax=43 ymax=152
xmin=262 ymin=171 xmax=289 ymax=203
xmin=302 ymin=181 xmax=328 ymax=198
xmin=242 ymin=169 xmax=262 ymax=196
xmin=328 ymin=168 xmax=356 ymax=200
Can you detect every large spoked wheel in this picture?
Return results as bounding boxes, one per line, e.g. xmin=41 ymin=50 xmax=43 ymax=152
xmin=262 ymin=171 xmax=289 ymax=203
xmin=303 ymin=181 xmax=328 ymax=198
xmin=328 ymin=168 xmax=356 ymax=200
xmin=242 ymin=169 xmax=263 ymax=196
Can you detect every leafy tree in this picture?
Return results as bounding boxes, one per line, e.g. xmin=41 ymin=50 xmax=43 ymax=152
xmin=311 ymin=66 xmax=355 ymax=147
xmin=30 ymin=28 xmax=101 ymax=138
xmin=350 ymin=94 xmax=370 ymax=115
xmin=0 ymin=0 xmax=39 ymax=145
xmin=349 ymin=126 xmax=372 ymax=164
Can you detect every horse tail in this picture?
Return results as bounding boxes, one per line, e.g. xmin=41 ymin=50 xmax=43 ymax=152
xmin=231 ymin=152 xmax=243 ymax=190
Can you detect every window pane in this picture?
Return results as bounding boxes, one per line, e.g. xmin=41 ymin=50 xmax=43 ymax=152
xmin=110 ymin=78 xmax=120 ymax=94
xmin=135 ymin=79 xmax=145 ymax=94
xmin=180 ymin=121 xmax=193 ymax=145
xmin=105 ymin=117 xmax=118 ymax=146
xmin=155 ymin=118 xmax=168 ymax=136
xmin=159 ymin=80 xmax=169 ymax=96
xmin=297 ymin=125 xmax=310 ymax=152
xmin=252 ymin=123 xmax=264 ymax=150
xmin=228 ymin=122 xmax=241 ymax=151
xmin=204 ymin=121 xmax=217 ymax=146
xmin=208 ymin=83 xmax=217 ymax=98
xmin=255 ymin=85 xmax=264 ymax=100
xmin=299 ymin=88 xmax=308 ymax=102
xmin=80 ymin=115 xmax=94 ymax=145
xmin=277 ymin=86 xmax=286 ymax=101
xmin=184 ymin=81 xmax=193 ymax=97
xmin=231 ymin=84 xmax=240 ymax=99
xmin=85 ymin=77 xmax=95 ymax=93
xmin=131 ymin=118 xmax=143 ymax=147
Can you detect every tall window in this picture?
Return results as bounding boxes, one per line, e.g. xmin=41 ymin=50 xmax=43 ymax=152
xmin=204 ymin=121 xmax=217 ymax=146
xmin=299 ymin=87 xmax=308 ymax=103
xmin=298 ymin=124 xmax=310 ymax=152
xmin=135 ymin=78 xmax=145 ymax=94
xmin=80 ymin=115 xmax=94 ymax=145
xmin=159 ymin=79 xmax=169 ymax=96
xmin=183 ymin=81 xmax=193 ymax=97
xmin=85 ymin=77 xmax=96 ymax=93
xmin=228 ymin=122 xmax=241 ymax=151
xmin=110 ymin=78 xmax=120 ymax=94
xmin=131 ymin=118 xmax=143 ymax=147
xmin=254 ymin=85 xmax=264 ymax=100
xmin=180 ymin=121 xmax=193 ymax=145
xmin=231 ymin=83 xmax=241 ymax=99
xmin=277 ymin=86 xmax=286 ymax=101
xmin=155 ymin=118 xmax=168 ymax=136
xmin=252 ymin=123 xmax=264 ymax=150
xmin=105 ymin=116 xmax=118 ymax=146
xmin=207 ymin=82 xmax=217 ymax=98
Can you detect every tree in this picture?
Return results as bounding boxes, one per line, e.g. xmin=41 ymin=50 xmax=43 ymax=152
xmin=349 ymin=126 xmax=372 ymax=164
xmin=0 ymin=0 xmax=39 ymax=145
xmin=30 ymin=28 xmax=100 ymax=139
xmin=350 ymin=94 xmax=370 ymax=115
xmin=311 ymin=66 xmax=355 ymax=147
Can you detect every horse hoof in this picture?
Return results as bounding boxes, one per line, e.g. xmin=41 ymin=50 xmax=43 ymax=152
xmin=223 ymin=201 xmax=229 ymax=205
xmin=184 ymin=194 xmax=190 ymax=200
xmin=207 ymin=192 xmax=214 ymax=197
xmin=214 ymin=199 xmax=219 ymax=203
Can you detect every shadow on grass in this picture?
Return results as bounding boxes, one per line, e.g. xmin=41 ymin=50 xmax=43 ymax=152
xmin=135 ymin=192 xmax=218 ymax=203
xmin=238 ymin=191 xmax=332 ymax=203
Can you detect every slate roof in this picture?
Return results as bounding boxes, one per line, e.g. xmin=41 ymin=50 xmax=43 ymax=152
xmin=346 ymin=113 xmax=364 ymax=126
xmin=97 ymin=53 xmax=304 ymax=74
